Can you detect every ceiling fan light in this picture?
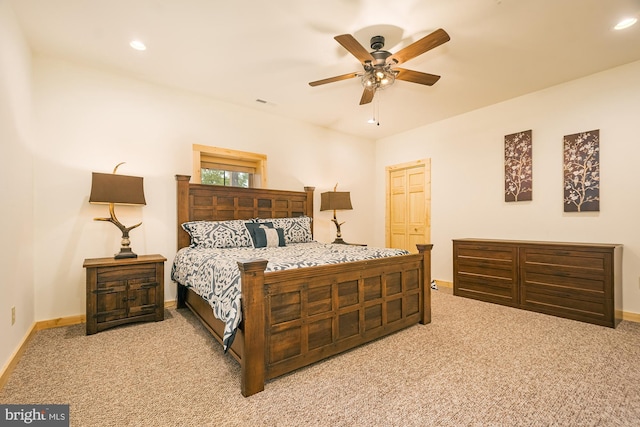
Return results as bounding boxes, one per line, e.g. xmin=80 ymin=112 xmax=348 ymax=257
xmin=379 ymin=70 xmax=395 ymax=88
xmin=361 ymin=67 xmax=396 ymax=90
xmin=361 ymin=73 xmax=376 ymax=87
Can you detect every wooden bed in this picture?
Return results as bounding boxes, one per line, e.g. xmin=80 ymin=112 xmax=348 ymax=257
xmin=174 ymin=175 xmax=433 ymax=396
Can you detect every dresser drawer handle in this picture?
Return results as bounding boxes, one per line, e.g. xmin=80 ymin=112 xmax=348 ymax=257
xmin=122 ymin=296 xmax=137 ymax=302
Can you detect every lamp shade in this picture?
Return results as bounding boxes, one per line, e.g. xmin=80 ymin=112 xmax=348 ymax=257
xmin=89 ymin=172 xmax=146 ymax=205
xmin=320 ymin=191 xmax=352 ymax=211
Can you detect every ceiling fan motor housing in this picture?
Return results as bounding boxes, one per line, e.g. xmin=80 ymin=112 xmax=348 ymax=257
xmin=371 ymin=50 xmax=392 ymax=66
xmin=370 ymin=35 xmax=385 ymax=50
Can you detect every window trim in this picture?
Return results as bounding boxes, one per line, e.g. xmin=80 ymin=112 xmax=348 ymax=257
xmin=192 ymin=144 xmax=267 ymax=188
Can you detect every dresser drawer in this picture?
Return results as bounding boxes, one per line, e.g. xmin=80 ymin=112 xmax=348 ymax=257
xmin=519 ymin=246 xmax=613 ymax=325
xmin=454 ymin=241 xmax=518 ymax=306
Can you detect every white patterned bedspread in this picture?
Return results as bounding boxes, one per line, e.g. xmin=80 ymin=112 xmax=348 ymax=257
xmin=171 ymin=242 xmax=409 ymax=350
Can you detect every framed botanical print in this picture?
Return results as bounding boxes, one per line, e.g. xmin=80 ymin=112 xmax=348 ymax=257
xmin=563 ymin=129 xmax=600 ymax=212
xmin=504 ymin=130 xmax=532 ymax=202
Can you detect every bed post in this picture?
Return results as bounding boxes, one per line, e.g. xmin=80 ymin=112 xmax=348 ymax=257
xmin=416 ymin=244 xmax=434 ymax=325
xmin=304 ymin=186 xmax=315 ymax=237
xmin=176 ymin=175 xmax=191 ymax=250
xmin=238 ymin=259 xmax=269 ymax=397
xmin=176 ymin=175 xmax=191 ymax=308
xmin=303 ymin=186 xmax=315 ymax=216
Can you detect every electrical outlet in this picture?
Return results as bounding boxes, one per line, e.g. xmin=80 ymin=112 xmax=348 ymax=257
xmin=11 ymin=306 xmax=15 ymax=326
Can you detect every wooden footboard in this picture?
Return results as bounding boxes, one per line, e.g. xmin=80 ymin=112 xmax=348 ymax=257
xmin=239 ymin=244 xmax=432 ymax=396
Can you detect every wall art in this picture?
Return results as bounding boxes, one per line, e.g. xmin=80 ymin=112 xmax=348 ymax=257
xmin=563 ymin=129 xmax=600 ymax=212
xmin=504 ymin=129 xmax=532 ymax=202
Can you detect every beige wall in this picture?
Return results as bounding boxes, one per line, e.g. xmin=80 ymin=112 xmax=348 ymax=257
xmin=375 ymin=59 xmax=640 ymax=315
xmin=30 ymin=56 xmax=376 ymax=322
xmin=0 ymin=2 xmax=35 ymax=372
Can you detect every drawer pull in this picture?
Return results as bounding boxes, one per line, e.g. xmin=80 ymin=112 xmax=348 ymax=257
xmin=122 ymin=296 xmax=137 ymax=302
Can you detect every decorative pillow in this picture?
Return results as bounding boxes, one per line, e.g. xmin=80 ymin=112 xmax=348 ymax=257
xmin=255 ymin=225 xmax=286 ymax=248
xmin=258 ymin=216 xmax=313 ymax=244
xmin=244 ymin=222 xmax=285 ymax=248
xmin=244 ymin=221 xmax=272 ymax=247
xmin=181 ymin=220 xmax=253 ymax=248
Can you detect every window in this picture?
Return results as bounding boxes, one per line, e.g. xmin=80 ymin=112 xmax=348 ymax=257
xmin=192 ymin=144 xmax=267 ymax=188
xmin=201 ymin=169 xmax=250 ymax=187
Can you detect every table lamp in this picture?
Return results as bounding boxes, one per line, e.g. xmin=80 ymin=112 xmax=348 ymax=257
xmin=89 ymin=163 xmax=146 ymax=258
xmin=320 ymin=184 xmax=353 ymax=244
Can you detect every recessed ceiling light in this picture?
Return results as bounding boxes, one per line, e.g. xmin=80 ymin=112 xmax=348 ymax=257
xmin=614 ymin=17 xmax=637 ymax=30
xmin=129 ymin=40 xmax=147 ymax=51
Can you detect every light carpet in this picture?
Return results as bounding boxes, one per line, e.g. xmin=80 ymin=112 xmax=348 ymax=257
xmin=2 ymin=289 xmax=640 ymax=426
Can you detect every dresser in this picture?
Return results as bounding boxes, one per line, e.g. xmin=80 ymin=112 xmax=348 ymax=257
xmin=453 ymin=239 xmax=622 ymax=327
xmin=84 ymin=254 xmax=166 ymax=334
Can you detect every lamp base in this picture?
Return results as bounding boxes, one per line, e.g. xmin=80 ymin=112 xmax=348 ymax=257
xmin=332 ymin=237 xmax=349 ymax=245
xmin=115 ymin=247 xmax=138 ymax=259
xmin=114 ymin=231 xmax=138 ymax=259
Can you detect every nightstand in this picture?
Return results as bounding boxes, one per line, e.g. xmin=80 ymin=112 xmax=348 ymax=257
xmin=83 ymin=254 xmax=166 ymax=335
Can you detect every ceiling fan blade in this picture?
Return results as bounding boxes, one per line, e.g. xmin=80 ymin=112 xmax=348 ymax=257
xmin=389 ymin=28 xmax=450 ymax=65
xmin=309 ymin=72 xmax=360 ymax=87
xmin=359 ymin=88 xmax=375 ymax=105
xmin=395 ymin=68 xmax=441 ymax=86
xmin=334 ymin=34 xmax=375 ymax=64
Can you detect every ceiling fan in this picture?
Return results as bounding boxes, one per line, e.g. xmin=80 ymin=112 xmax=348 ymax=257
xmin=309 ymin=28 xmax=450 ymax=105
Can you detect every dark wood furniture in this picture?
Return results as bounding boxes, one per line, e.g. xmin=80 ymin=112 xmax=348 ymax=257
xmin=453 ymin=239 xmax=623 ymax=328
xmin=174 ymin=175 xmax=433 ymax=396
xmin=84 ymin=254 xmax=166 ymax=335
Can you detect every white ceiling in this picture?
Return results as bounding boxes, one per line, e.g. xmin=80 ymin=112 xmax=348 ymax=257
xmin=8 ymin=0 xmax=640 ymax=140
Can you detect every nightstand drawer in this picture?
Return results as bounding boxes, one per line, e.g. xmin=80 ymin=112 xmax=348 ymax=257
xmin=97 ymin=264 xmax=158 ymax=282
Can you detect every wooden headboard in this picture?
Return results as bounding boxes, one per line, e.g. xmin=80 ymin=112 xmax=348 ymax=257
xmin=176 ymin=175 xmax=315 ymax=250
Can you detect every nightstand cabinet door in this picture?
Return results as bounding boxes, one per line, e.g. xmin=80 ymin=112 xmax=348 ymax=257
xmin=94 ymin=277 xmax=128 ymax=324
xmin=84 ymin=254 xmax=166 ymax=335
xmin=127 ymin=275 xmax=160 ymax=317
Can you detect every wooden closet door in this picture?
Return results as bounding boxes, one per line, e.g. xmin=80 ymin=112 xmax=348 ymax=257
xmin=386 ymin=160 xmax=431 ymax=253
